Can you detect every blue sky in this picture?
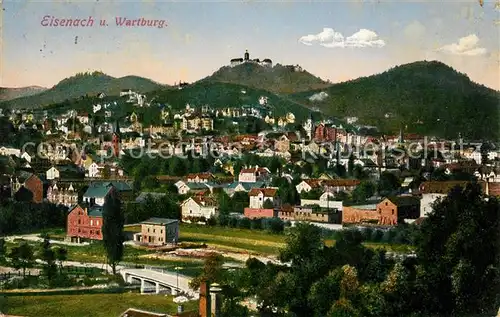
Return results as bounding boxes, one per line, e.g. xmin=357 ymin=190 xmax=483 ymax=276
xmin=2 ymin=0 xmax=499 ymax=89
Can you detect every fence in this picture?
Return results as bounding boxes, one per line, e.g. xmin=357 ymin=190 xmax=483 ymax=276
xmin=0 ymin=271 xmax=38 ymax=281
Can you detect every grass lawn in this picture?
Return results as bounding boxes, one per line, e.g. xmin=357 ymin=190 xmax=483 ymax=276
xmin=126 ymin=224 xmax=287 ymax=255
xmin=3 ymin=293 xmax=198 ymax=317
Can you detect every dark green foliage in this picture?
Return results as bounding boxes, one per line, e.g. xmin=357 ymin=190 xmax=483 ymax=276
xmin=124 ymin=193 xmax=180 ymax=224
xmin=201 ymin=62 xmax=329 ymax=94
xmin=39 ymin=237 xmax=57 ymax=284
xmin=0 ymin=201 xmax=67 ymax=235
xmin=102 ymin=190 xmax=125 ymax=275
xmin=415 ymin=183 xmax=500 ymax=315
xmin=291 ymin=61 xmax=500 ymax=140
xmin=9 ymin=242 xmax=35 ymax=277
xmin=149 ymin=81 xmax=313 ymax=120
xmin=1 ymin=72 xmax=164 ymax=109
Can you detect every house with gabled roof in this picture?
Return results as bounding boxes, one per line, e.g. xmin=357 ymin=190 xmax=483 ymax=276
xmin=248 ymin=188 xmax=280 ymax=209
xmin=377 ymin=196 xmax=420 ymax=225
xmin=238 ymin=166 xmax=270 ymax=183
xmin=180 ymin=196 xmax=218 ymax=221
xmin=83 ymin=183 xmax=114 ymax=206
xmin=224 ymin=181 xmax=265 ymax=197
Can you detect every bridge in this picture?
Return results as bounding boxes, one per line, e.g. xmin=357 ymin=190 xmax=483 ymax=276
xmin=120 ymin=268 xmax=198 ymax=299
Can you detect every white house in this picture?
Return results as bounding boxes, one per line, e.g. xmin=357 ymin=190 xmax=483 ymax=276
xmin=248 ymin=188 xmax=280 ymax=209
xmin=419 ymin=181 xmax=470 ymax=217
xmin=21 ymin=152 xmax=32 ymax=163
xmin=86 ymin=162 xmax=100 ymax=178
xmin=180 ymin=196 xmax=218 ymax=220
xmin=46 ymin=166 xmax=60 ymax=180
xmin=300 ymin=191 xmax=343 ymax=210
xmin=295 ymin=180 xmax=322 ymax=193
xmin=238 ymin=166 xmax=270 ymax=183
xmin=0 ymin=147 xmax=21 ymax=157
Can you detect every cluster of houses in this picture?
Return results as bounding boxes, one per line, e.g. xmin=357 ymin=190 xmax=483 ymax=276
xmin=1 ymin=104 xmax=500 ymax=247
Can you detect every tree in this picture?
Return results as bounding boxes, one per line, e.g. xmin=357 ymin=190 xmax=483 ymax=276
xmin=377 ymin=172 xmax=401 ymax=195
xmin=347 ymin=154 xmax=355 ymax=177
xmin=102 ymin=189 xmax=125 ymax=275
xmin=190 ymin=253 xmax=225 ymax=290
xmin=351 ymin=181 xmax=375 ymax=203
xmin=10 ymin=242 xmax=35 ymax=277
xmin=0 ymin=238 xmax=5 ymax=263
xmin=415 ymin=183 xmax=500 ymax=315
xmin=263 ymin=199 xmax=274 ymax=209
xmin=55 ymin=247 xmax=68 ymax=275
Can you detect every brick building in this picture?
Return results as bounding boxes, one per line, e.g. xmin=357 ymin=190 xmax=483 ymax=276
xmin=342 ymin=205 xmax=379 ymax=225
xmin=314 ymin=123 xmax=336 ymax=142
xmin=66 ymin=204 xmax=103 ymax=242
xmin=134 ymin=217 xmax=179 ymax=246
xmin=376 ymin=196 xmax=420 ymax=225
xmin=11 ymin=174 xmax=44 ymax=203
xmin=244 ymin=208 xmax=277 ymax=219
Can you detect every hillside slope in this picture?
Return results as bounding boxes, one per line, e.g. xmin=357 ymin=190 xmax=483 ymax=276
xmin=200 ymin=63 xmax=331 ymax=94
xmin=1 ymin=72 xmax=165 ymax=109
xmin=291 ymin=61 xmax=500 ymax=140
xmin=148 ymin=81 xmax=314 ymax=120
xmin=0 ymin=86 xmax=47 ymax=101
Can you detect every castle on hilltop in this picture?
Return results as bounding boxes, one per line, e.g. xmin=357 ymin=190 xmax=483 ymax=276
xmin=230 ymin=50 xmax=272 ymax=68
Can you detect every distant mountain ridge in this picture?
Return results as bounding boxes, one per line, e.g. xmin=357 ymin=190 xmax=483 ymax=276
xmin=0 ymin=86 xmax=47 ymax=101
xmin=199 ymin=62 xmax=331 ymax=94
xmin=290 ymin=60 xmax=500 ymax=140
xmin=1 ymin=71 xmax=165 ymax=109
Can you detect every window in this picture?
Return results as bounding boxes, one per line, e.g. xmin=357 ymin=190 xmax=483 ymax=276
xmin=96 ymin=230 xmax=100 ymax=235
xmin=78 ymin=219 xmax=81 ymax=224
xmin=90 ymin=220 xmax=93 ymax=226
xmin=148 ymin=228 xmax=150 ymax=233
xmin=96 ymin=221 xmax=99 ymax=226
xmin=153 ymin=229 xmax=156 ymax=233
xmin=385 ymin=202 xmax=388 ymax=206
xmin=392 ymin=209 xmax=395 ymax=215
xmin=161 ymin=230 xmax=163 ymax=234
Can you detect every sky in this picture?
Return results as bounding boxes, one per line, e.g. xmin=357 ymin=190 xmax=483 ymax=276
xmin=1 ymin=0 xmax=499 ymax=90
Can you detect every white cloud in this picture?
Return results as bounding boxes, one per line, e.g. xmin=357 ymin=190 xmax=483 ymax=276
xmin=436 ymin=34 xmax=487 ymax=56
xmin=309 ymin=91 xmax=329 ymax=102
xmin=299 ymin=28 xmax=385 ymax=48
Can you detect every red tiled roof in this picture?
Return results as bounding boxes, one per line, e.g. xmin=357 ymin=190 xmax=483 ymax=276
xmin=249 ymin=188 xmax=278 ymax=197
xmin=192 ymin=196 xmax=217 ymax=206
xmin=419 ymin=181 xmax=483 ymax=194
xmin=304 ymin=179 xmax=323 ymax=188
xmin=240 ymin=167 xmax=269 ymax=174
xmin=322 ymin=179 xmax=361 ymax=187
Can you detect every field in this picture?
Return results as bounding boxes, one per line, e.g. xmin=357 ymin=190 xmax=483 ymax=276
xmin=2 ymin=293 xmax=198 ymax=317
xmin=125 ymin=224 xmax=287 ymax=255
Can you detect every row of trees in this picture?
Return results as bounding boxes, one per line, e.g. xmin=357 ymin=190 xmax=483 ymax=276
xmin=192 ymin=183 xmax=500 ymax=316
xmin=0 ymin=237 xmax=68 ymax=287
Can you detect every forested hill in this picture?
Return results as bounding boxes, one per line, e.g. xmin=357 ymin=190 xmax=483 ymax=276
xmin=291 ymin=61 xmax=500 ymax=141
xmin=0 ymin=72 xmax=165 ymax=109
xmin=199 ymin=62 xmax=331 ymax=94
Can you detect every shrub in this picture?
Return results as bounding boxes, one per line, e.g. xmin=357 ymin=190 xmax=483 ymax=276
xmin=237 ymin=217 xmax=251 ymax=229
xmin=370 ymin=229 xmax=384 ymax=243
xmin=250 ymin=218 xmax=262 ymax=230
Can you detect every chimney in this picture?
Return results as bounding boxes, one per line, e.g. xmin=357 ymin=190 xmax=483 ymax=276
xmin=209 ymin=283 xmax=222 ymax=317
xmin=198 ymin=281 xmax=210 ymax=317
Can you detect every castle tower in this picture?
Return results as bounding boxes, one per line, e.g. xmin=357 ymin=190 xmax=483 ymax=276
xmin=303 ymin=113 xmax=314 ymax=141
xmin=244 ymin=49 xmax=249 ymax=61
xmin=112 ymin=120 xmax=121 ymax=157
